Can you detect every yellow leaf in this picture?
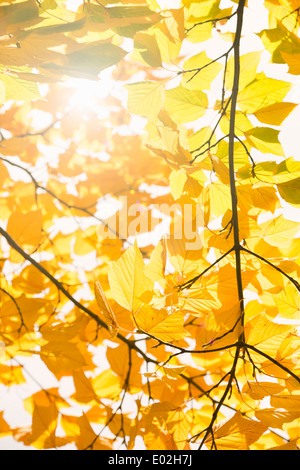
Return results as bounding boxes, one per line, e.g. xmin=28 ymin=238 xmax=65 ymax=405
xmin=245 ymin=127 xmax=284 ymax=156
xmin=277 ymin=177 xmax=300 ymax=207
xmin=135 ymin=306 xmax=188 ymax=343
xmin=188 ymin=125 xmax=216 ymax=156
xmin=6 ymin=209 xmax=43 ymax=246
xmin=12 ymin=264 xmax=47 ymax=295
xmin=94 ymin=280 xmax=119 ymax=338
xmin=30 ymin=402 xmax=58 ymax=450
xmin=164 ymin=85 xmax=208 ymax=123
xmin=73 ymin=227 xmax=98 ymax=256
xmin=162 ymin=7 xmax=185 ymax=43
xmin=281 ymin=51 xmax=300 ymax=75
xmin=169 ymin=168 xmax=187 ymax=200
xmin=131 ymin=32 xmax=162 ymax=67
xmin=205 ymin=413 xmax=267 ymax=450
xmin=166 ymin=236 xmax=209 ymax=276
xmin=106 ymin=408 xmax=133 ymax=437
xmin=271 ymin=394 xmax=300 ymax=411
xmin=157 ymin=127 xmax=190 ymax=165
xmin=238 ymin=73 xmax=292 ymax=114
xmin=260 ymin=214 xmax=300 ymax=247
xmin=166 ymin=406 xmax=190 ymax=449
xmin=274 ymin=284 xmax=300 ymax=319
xmin=143 ymin=401 xmax=190 ymax=449
xmin=210 ymin=154 xmax=230 ymax=185
xmin=250 ymin=184 xmax=280 ymax=212
xmin=144 ymin=238 xmax=167 ymax=282
xmin=254 ymin=102 xmax=297 ymax=125
xmin=251 ymin=431 xmax=294 ymax=450
xmin=40 ymin=341 xmax=88 ymax=378
xmin=106 ymin=342 xmax=144 ymax=392
xmin=42 ymin=41 xmax=127 ymax=80
xmin=0 ymin=161 xmax=9 ymax=188
xmin=255 ymin=408 xmax=300 ymax=428
xmin=153 ymin=26 xmax=181 ymax=63
xmin=182 ymin=51 xmax=223 ymax=91
xmin=0 ymin=0 xmax=39 ymax=26
xmin=72 ymin=370 xmax=98 ymax=404
xmin=226 ymin=51 xmax=262 ymax=91
xmin=0 ymin=295 xmax=53 ymax=331
xmin=242 ymin=381 xmax=285 ymax=400
xmin=143 ymin=427 xmax=177 ymax=450
xmin=205 ymin=181 xmax=232 ymax=217
xmin=269 ymin=439 xmax=299 ymax=450
xmin=219 ymin=110 xmax=253 ymax=136
xmin=0 ymin=364 xmax=25 ymax=386
xmin=60 ymin=413 xmax=112 ymax=449
xmin=144 ymin=401 xmax=179 ymax=427
xmin=163 ymin=363 xmax=186 ymax=378
xmin=277 ymin=331 xmax=300 ymax=359
xmin=244 ymin=313 xmax=292 ymax=354
xmin=0 ymin=411 xmax=11 ymax=437
xmin=23 ymin=388 xmax=69 ymax=415
xmin=92 ymin=369 xmax=122 ymax=399
xmin=107 ymin=240 xmax=153 ymax=313
xmin=0 ymin=73 xmax=41 ymax=103
xmin=126 ymin=81 xmax=163 ymax=119
xmin=75 ymin=414 xmax=113 ymax=450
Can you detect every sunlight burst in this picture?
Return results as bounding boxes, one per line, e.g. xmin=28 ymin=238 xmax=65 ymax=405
xmin=68 ymin=78 xmax=107 ymax=109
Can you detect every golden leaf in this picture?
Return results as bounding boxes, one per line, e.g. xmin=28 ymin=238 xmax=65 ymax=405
xmin=94 ymin=280 xmax=119 ymax=338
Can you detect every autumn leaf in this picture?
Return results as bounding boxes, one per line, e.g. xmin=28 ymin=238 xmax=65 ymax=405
xmin=39 ymin=341 xmax=88 ymax=378
xmin=143 ymin=401 xmax=190 ymax=449
xmin=6 ymin=209 xmax=43 ymax=247
xmin=107 ymin=240 xmax=153 ymax=313
xmin=0 ymin=412 xmax=11 ymax=438
xmin=41 ymin=42 xmax=127 ymax=79
xmin=244 ymin=313 xmax=293 ymax=354
xmin=164 ymin=85 xmax=208 ymax=123
xmin=254 ymin=102 xmax=297 ymax=126
xmin=0 ymin=71 xmax=41 ymax=103
xmin=182 ymin=51 xmax=223 ymax=91
xmin=73 ymin=413 xmax=113 ymax=450
xmin=260 ymin=214 xmax=300 ymax=247
xmin=277 ymin=177 xmax=300 ymax=207
xmin=237 ymin=73 xmax=292 ymax=114
xmin=242 ymin=381 xmax=285 ymax=400
xmin=144 ymin=237 xmax=167 ymax=282
xmin=163 ymin=363 xmax=186 ymax=378
xmin=205 ymin=413 xmax=267 ymax=450
xmin=29 ymin=402 xmax=59 ymax=450
xmin=94 ymin=280 xmax=119 ymax=338
xmin=135 ymin=305 xmax=189 ymax=343
xmin=125 ymin=81 xmax=163 ymax=119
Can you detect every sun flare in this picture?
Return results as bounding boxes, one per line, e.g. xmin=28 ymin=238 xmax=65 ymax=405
xmin=68 ymin=79 xmax=106 ymax=109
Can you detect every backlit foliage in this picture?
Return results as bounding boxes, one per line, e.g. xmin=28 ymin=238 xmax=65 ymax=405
xmin=0 ymin=0 xmax=300 ymax=450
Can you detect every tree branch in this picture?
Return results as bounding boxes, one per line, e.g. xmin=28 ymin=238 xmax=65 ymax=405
xmin=227 ymin=0 xmax=246 ymax=331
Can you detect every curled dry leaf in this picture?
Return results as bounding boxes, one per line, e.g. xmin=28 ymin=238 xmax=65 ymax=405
xmin=94 ymin=280 xmax=119 ymax=339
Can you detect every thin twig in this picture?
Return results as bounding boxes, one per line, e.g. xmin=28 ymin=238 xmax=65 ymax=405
xmin=185 ymin=12 xmax=237 ymax=33
xmin=178 ymin=247 xmax=234 ymax=290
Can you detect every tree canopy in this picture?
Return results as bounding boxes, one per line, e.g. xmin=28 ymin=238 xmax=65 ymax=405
xmin=0 ymin=0 xmax=300 ymax=451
